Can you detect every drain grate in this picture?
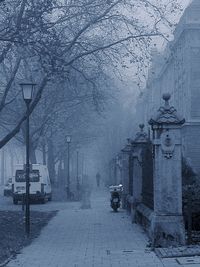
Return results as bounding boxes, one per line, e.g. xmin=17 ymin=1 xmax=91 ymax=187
xmin=176 ymin=257 xmax=200 ymax=265
xmin=106 ymin=249 xmax=140 ymax=256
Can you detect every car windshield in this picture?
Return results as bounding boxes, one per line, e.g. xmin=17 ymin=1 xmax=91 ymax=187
xmin=15 ymin=170 xmax=40 ymax=182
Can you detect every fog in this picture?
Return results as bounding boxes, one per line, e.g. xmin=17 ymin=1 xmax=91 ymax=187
xmin=0 ymin=0 xmax=199 ymax=266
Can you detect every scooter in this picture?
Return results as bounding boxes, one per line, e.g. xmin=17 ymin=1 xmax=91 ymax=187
xmin=110 ymin=192 xmax=120 ymax=212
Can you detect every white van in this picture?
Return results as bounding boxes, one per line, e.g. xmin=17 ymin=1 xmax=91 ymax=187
xmin=12 ymin=164 xmax=52 ymax=204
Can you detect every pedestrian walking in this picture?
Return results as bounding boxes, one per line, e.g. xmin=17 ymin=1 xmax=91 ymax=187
xmin=96 ymin=172 xmax=101 ymax=187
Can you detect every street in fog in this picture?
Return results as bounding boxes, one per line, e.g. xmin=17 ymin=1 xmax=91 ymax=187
xmin=1 ymin=0 xmax=200 ymax=267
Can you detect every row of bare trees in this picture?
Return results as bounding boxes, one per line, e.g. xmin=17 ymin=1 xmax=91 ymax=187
xmin=0 ymin=0 xmax=180 ymax=181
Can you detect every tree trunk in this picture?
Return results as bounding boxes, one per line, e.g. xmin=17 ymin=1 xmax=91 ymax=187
xmin=1 ymin=148 xmax=4 ymax=185
xmin=0 ymin=77 xmax=48 ymax=149
xmin=42 ymin=142 xmax=46 ymax=165
xmin=57 ymin=158 xmax=64 ymax=186
xmin=47 ymin=138 xmax=55 ymax=184
xmin=30 ymin=140 xmax=37 ymax=164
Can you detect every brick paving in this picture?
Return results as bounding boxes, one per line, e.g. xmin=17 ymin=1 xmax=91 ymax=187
xmin=4 ymin=189 xmax=196 ymax=267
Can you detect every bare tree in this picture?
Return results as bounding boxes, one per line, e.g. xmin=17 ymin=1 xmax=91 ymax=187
xmin=0 ymin=0 xmax=180 ymax=149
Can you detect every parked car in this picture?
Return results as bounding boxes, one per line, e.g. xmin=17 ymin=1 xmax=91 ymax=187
xmin=12 ymin=164 xmax=52 ymax=204
xmin=4 ymin=178 xmax=12 ymax=197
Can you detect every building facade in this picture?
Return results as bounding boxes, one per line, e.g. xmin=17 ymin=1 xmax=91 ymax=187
xmin=137 ymin=0 xmax=200 ymax=173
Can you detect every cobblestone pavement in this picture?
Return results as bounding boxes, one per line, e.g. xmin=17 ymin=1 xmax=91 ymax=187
xmin=4 ymin=189 xmax=199 ymax=267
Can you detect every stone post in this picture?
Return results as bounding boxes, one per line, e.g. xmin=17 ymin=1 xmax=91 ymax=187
xmin=120 ymin=153 xmax=129 ymax=209
xmin=116 ymin=155 xmax=122 ymax=185
xmin=121 ymin=139 xmax=134 ymax=212
xmin=131 ymin=124 xmax=148 ymax=222
xmin=149 ymin=93 xmax=185 ymax=247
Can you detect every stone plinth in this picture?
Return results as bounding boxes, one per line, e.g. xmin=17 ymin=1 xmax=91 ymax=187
xmin=150 ymin=214 xmax=185 ymax=247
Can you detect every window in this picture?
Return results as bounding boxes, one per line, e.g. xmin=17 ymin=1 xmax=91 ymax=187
xmin=15 ymin=170 xmax=40 ymax=182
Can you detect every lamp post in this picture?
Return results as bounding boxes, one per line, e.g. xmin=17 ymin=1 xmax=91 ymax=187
xmin=20 ymin=82 xmax=36 ymax=237
xmin=76 ymin=149 xmax=80 ymax=199
xmin=66 ymin=135 xmax=71 ymax=199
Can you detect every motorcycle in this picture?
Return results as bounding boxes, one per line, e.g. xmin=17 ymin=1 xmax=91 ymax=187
xmin=109 ymin=184 xmax=123 ymax=212
xmin=110 ymin=193 xmax=120 ymax=212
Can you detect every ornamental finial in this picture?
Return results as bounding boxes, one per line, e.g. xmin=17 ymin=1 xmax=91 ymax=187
xmin=149 ymin=93 xmax=185 ymax=125
xmin=163 ymin=93 xmax=171 ymax=108
xmin=139 ymin=124 xmax=144 ymax=132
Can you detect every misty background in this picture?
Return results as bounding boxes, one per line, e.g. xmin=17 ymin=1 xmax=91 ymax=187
xmin=0 ymin=0 xmax=191 ymax=191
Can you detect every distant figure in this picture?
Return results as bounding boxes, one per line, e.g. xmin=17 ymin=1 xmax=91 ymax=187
xmin=96 ymin=172 xmax=101 ymax=187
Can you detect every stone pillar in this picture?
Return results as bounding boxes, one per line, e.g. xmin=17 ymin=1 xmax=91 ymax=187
xmin=121 ymin=139 xmax=133 ymax=212
xmin=120 ymin=153 xmax=129 ymax=209
xmin=149 ymin=93 xmax=185 ymax=247
xmin=131 ymin=124 xmax=148 ymax=222
xmin=121 ymin=125 xmax=149 ymax=221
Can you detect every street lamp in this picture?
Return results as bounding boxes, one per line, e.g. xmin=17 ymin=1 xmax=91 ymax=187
xmin=20 ymin=82 xmax=36 ymax=237
xmin=66 ymin=135 xmax=71 ymax=199
xmin=76 ymin=148 xmax=80 ymax=200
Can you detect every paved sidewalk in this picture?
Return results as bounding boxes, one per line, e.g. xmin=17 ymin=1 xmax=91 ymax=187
xmin=4 ymin=190 xmax=177 ymax=267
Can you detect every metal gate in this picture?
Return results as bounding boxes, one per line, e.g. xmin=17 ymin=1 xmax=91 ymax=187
xmin=141 ymin=142 xmax=154 ymax=210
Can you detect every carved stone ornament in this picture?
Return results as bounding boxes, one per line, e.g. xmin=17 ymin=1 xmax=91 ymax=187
xmin=161 ymin=131 xmax=175 ymax=159
xmin=134 ymin=124 xmax=148 ymax=143
xmin=149 ymin=93 xmax=185 ymax=126
xmin=121 ymin=138 xmax=133 ymax=154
